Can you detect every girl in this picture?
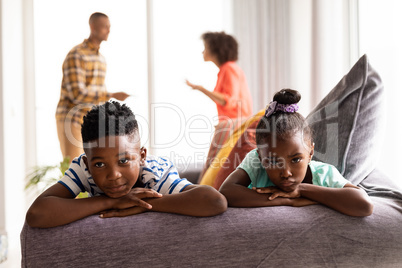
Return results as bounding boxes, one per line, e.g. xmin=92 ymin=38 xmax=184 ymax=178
xmin=219 ymin=89 xmax=373 ymax=216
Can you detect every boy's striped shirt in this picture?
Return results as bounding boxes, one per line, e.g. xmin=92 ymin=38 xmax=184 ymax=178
xmin=58 ymin=154 xmax=192 ymax=197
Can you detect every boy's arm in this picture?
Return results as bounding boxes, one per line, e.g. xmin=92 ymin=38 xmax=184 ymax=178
xmin=219 ymin=169 xmax=313 ymax=207
xmin=257 ymin=183 xmax=373 ymax=216
xmin=26 ymin=183 xmax=162 ymax=228
xmin=100 ymin=185 xmax=228 ymax=218
xmin=26 ymin=183 xmax=112 ymax=228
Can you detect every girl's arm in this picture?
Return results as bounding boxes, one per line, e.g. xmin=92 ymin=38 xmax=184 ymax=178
xmin=258 ymin=183 xmax=373 ymax=216
xmin=100 ymin=185 xmax=228 ymax=218
xmin=26 ymin=183 xmax=162 ymax=228
xmin=219 ymin=169 xmax=314 ymax=207
xmin=298 ymin=183 xmax=373 ymax=216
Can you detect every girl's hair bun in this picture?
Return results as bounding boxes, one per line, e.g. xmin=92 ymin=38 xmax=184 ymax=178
xmin=273 ymin=89 xmax=301 ymax=105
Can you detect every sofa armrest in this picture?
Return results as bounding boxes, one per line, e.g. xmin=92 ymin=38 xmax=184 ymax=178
xmin=176 ymin=161 xmax=203 ymax=184
xmin=21 ymin=169 xmax=402 ymax=267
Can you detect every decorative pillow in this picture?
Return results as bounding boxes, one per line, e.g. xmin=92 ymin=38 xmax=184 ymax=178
xmin=199 ymin=110 xmax=265 ymax=188
xmin=197 ymin=118 xmax=244 ymax=183
xmin=306 ymin=54 xmax=384 ymax=185
xmin=213 ymin=117 xmax=261 ymax=189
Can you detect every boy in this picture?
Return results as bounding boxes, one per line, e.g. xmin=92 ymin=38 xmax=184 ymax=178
xmin=27 ymin=101 xmax=227 ymax=228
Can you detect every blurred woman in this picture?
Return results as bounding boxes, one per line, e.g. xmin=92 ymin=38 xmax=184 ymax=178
xmin=186 ymin=31 xmax=253 ymax=181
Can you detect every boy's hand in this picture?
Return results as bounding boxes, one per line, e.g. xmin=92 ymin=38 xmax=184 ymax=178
xmin=100 ymin=206 xmax=147 ymax=218
xmin=113 ymin=188 xmax=162 ymax=210
xmin=253 ymin=186 xmax=300 ymax=200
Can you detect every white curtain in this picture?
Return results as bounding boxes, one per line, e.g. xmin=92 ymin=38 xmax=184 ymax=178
xmin=233 ymin=0 xmax=291 ymax=113
xmin=232 ymin=0 xmax=358 ymax=115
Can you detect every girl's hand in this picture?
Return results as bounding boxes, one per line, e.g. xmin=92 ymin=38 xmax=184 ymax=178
xmin=253 ymin=186 xmax=301 ymax=200
xmin=290 ymin=198 xmax=318 ymax=207
xmin=113 ymin=188 xmax=162 ymax=210
xmin=99 ymin=206 xmax=147 ymax=218
xmin=185 ymin=79 xmax=201 ymax=90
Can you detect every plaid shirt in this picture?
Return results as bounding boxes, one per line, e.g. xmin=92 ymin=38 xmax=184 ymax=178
xmin=56 ymin=39 xmax=111 ymax=125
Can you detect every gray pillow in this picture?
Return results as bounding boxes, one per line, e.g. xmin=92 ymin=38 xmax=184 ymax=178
xmin=306 ymin=54 xmax=384 ymax=185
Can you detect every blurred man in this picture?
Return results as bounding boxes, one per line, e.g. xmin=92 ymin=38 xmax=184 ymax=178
xmin=56 ymin=12 xmax=129 ymax=162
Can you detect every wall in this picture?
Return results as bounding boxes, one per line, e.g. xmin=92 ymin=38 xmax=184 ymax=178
xmin=0 ymin=0 xmax=5 ymax=262
xmin=0 ymin=0 xmax=33 ymax=266
xmin=359 ymin=0 xmax=402 ymax=186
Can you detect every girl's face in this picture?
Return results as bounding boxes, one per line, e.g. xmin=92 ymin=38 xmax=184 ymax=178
xmin=202 ymin=42 xmax=215 ymax=62
xmin=257 ymin=132 xmax=314 ymax=192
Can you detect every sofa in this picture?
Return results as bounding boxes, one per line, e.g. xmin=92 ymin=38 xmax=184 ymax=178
xmin=21 ymin=55 xmax=402 ymax=267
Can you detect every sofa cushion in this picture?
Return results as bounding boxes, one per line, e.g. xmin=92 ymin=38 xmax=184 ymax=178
xmin=213 ymin=118 xmax=261 ymax=189
xmin=198 ymin=118 xmax=244 ymax=182
xmin=199 ymin=110 xmax=264 ymax=188
xmin=306 ymin=54 xmax=384 ymax=185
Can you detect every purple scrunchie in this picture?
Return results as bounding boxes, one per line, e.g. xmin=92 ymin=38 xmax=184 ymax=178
xmin=264 ymin=101 xmax=299 ymax=117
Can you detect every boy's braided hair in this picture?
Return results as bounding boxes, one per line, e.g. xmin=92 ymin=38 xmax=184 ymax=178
xmin=81 ymin=101 xmax=138 ymax=143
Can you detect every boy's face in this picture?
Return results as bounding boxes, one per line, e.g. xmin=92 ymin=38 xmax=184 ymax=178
xmin=83 ymin=135 xmax=146 ymax=198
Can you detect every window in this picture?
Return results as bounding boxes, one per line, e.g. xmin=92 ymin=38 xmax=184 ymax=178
xmin=34 ymin=0 xmax=148 ymax=165
xmin=34 ymin=0 xmax=233 ymax=167
xmin=151 ymin=0 xmax=233 ymax=164
xmin=358 ymin=0 xmax=402 ymax=187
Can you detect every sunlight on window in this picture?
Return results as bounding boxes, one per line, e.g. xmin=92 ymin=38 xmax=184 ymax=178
xmin=359 ymin=0 xmax=402 ymax=186
xmin=34 ymin=0 xmax=148 ymax=165
xmin=34 ymin=0 xmax=233 ymax=167
xmin=151 ymin=0 xmax=233 ymax=164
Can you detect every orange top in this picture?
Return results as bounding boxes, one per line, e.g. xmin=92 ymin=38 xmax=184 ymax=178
xmin=214 ymin=61 xmax=253 ymax=121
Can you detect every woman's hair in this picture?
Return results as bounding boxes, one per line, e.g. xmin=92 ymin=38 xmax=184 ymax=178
xmin=81 ymin=101 xmax=138 ymax=143
xmin=202 ymin=31 xmax=238 ymax=65
xmin=255 ymin=89 xmax=313 ymax=147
